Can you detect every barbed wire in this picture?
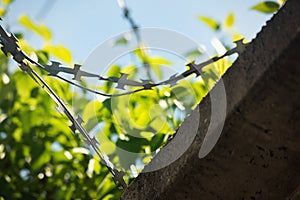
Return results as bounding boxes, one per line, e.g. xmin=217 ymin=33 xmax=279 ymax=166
xmin=0 ymin=19 xmax=247 ymax=189
xmin=24 ymin=39 xmax=246 ymax=97
xmin=0 ymin=23 xmax=127 ymax=189
xmin=30 ymin=38 xmax=246 ymax=96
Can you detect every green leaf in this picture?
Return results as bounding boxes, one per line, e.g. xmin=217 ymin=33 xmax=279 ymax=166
xmin=19 ymin=15 xmax=52 ymax=41
xmin=99 ymin=140 xmax=116 ymax=155
xmin=52 ymin=150 xmax=70 ymax=163
xmin=185 ymin=48 xmax=203 ymax=58
xmin=251 ymin=1 xmax=280 ymax=13
xmin=151 ymin=64 xmax=163 ymax=80
xmin=43 ymin=44 xmax=72 ymax=64
xmin=150 ymin=133 xmax=165 ymax=151
xmin=133 ymin=107 xmax=151 ymax=127
xmin=278 ymin=0 xmax=286 ymax=5
xmin=2 ymin=0 xmax=14 ymax=5
xmin=106 ymin=65 xmax=121 ymax=77
xmin=103 ymin=98 xmax=113 ymax=114
xmin=32 ymin=151 xmax=51 ymax=171
xmin=19 ymin=15 xmax=37 ymax=35
xmin=0 ymin=7 xmax=7 ymax=18
xmin=117 ymin=136 xmax=148 ymax=153
xmin=82 ymin=100 xmax=103 ymax=131
xmin=36 ymin=50 xmax=49 ymax=64
xmin=148 ymin=57 xmax=172 ymax=80
xmin=102 ymin=194 xmax=115 ymax=200
xmin=148 ymin=57 xmax=172 ymax=65
xmin=113 ymin=36 xmax=129 ymax=46
xmin=232 ymin=32 xmax=244 ymax=41
xmin=225 ymin=12 xmax=235 ymax=28
xmin=197 ymin=16 xmax=220 ymax=31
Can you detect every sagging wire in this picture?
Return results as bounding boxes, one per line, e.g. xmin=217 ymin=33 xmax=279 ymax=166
xmin=0 ymin=23 xmax=127 ymax=189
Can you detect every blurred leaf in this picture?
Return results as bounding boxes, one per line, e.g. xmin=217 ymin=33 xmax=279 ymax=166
xmin=2 ymin=0 xmax=14 ymax=5
xmin=121 ymin=64 xmax=136 ymax=79
xmin=14 ymin=71 xmax=36 ymax=101
xmin=18 ymin=39 xmax=35 ymax=55
xmin=14 ymin=32 xmax=24 ymax=40
xmin=150 ymin=117 xmax=171 ymax=134
xmin=140 ymin=131 xmax=154 ymax=140
xmin=278 ymin=0 xmax=286 ymax=5
xmin=32 ymin=151 xmax=51 ymax=171
xmin=133 ymin=47 xmax=148 ymax=63
xmin=52 ymin=150 xmax=69 ymax=162
xmin=148 ymin=57 xmax=172 ymax=65
xmin=143 ymin=155 xmax=152 ymax=164
xmin=82 ymin=100 xmax=103 ymax=131
xmin=30 ymin=87 xmax=39 ymax=98
xmin=19 ymin=15 xmax=52 ymax=41
xmin=106 ymin=65 xmax=121 ymax=77
xmin=103 ymin=98 xmax=113 ymax=114
xmin=150 ymin=133 xmax=165 ymax=151
xmin=151 ymin=64 xmax=163 ymax=80
xmin=99 ymin=140 xmax=116 ymax=155
xmin=232 ymin=32 xmax=245 ymax=41
xmin=148 ymin=57 xmax=172 ymax=80
xmin=251 ymin=1 xmax=280 ymax=13
xmin=36 ymin=50 xmax=49 ymax=64
xmin=117 ymin=136 xmax=148 ymax=153
xmin=43 ymin=44 xmax=72 ymax=64
xmin=225 ymin=12 xmax=235 ymax=28
xmin=202 ymin=66 xmax=221 ymax=91
xmin=113 ymin=36 xmax=129 ymax=46
xmin=0 ymin=7 xmax=6 ymax=18
xmin=197 ymin=16 xmax=220 ymax=30
xmin=134 ymin=108 xmax=150 ymax=127
xmin=185 ymin=48 xmax=203 ymax=58
xmin=102 ymin=194 xmax=115 ymax=200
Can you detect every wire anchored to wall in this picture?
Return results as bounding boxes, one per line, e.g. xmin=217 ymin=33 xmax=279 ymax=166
xmin=0 ymin=23 xmax=127 ymax=189
xmin=0 ymin=18 xmax=247 ymax=188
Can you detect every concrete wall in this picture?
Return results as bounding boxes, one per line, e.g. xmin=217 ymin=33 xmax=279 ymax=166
xmin=122 ymin=0 xmax=300 ymax=199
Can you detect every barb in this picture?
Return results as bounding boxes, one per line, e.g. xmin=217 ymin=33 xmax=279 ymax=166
xmin=0 ymin=24 xmax=127 ymax=189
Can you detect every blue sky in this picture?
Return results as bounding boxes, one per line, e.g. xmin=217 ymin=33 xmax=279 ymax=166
xmin=6 ymin=0 xmax=273 ymax=63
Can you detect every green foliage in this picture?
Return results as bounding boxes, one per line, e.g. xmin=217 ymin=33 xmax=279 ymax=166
xmin=0 ymin=5 xmax=120 ymax=199
xmin=43 ymin=44 xmax=72 ymax=64
xmin=185 ymin=48 xmax=203 ymax=60
xmin=113 ymin=35 xmax=129 ymax=46
xmin=19 ymin=15 xmax=52 ymax=41
xmin=0 ymin=69 xmax=121 ymax=199
xmin=0 ymin=0 xmax=13 ymax=17
xmin=197 ymin=11 xmax=246 ymax=43
xmin=18 ymin=15 xmax=72 ymax=64
xmin=251 ymin=1 xmax=280 ymax=14
xmin=0 ymin=7 xmax=6 ymax=17
xmin=197 ymin=16 xmax=220 ymax=31
xmin=224 ymin=12 xmax=235 ymax=29
xmin=2 ymin=0 xmax=14 ymax=6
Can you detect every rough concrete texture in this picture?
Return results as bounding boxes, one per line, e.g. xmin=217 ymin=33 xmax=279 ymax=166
xmin=121 ymin=0 xmax=300 ymax=199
